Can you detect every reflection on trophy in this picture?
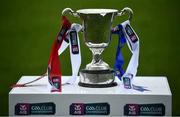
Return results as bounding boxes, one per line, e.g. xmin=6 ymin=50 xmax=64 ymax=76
xmin=62 ymin=7 xmax=133 ymax=88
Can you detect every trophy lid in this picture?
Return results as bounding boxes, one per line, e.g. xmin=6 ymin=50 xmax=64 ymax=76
xmin=76 ymin=9 xmax=118 ymax=15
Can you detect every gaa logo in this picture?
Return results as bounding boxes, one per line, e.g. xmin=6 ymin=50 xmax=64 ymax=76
xmin=15 ymin=103 xmax=30 ymax=115
xmin=20 ymin=105 xmax=27 ymax=111
xmin=129 ymin=105 xmax=136 ymax=115
xmin=124 ymin=104 xmax=139 ymax=116
xmin=74 ymin=104 xmax=82 ymax=111
xmin=70 ymin=103 xmax=85 ymax=115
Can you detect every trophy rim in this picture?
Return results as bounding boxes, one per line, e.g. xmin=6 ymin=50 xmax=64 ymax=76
xmin=76 ymin=9 xmax=118 ymax=14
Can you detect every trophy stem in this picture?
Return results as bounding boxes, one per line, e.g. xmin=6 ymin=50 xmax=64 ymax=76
xmin=85 ymin=47 xmax=110 ymax=71
xmin=91 ymin=47 xmax=103 ymax=64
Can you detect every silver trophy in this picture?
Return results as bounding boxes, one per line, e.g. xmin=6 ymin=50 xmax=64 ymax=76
xmin=62 ymin=8 xmax=133 ymax=88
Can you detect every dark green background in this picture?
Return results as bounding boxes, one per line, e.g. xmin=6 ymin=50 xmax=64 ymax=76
xmin=0 ymin=0 xmax=180 ymax=115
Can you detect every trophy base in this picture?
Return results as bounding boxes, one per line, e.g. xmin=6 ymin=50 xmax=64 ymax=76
xmin=78 ymin=82 xmax=117 ymax=88
xmin=79 ymin=69 xmax=117 ymax=88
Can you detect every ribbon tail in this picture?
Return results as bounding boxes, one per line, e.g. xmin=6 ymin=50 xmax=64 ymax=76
xmin=132 ymin=84 xmax=150 ymax=92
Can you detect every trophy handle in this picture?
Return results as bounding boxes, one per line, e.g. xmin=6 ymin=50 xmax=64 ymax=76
xmin=62 ymin=8 xmax=79 ymax=17
xmin=117 ymin=7 xmax=133 ymax=21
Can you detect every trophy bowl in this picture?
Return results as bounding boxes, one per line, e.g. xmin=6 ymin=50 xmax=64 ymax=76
xmin=62 ymin=8 xmax=133 ymax=88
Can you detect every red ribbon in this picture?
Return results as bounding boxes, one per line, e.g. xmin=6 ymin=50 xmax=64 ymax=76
xmin=48 ymin=16 xmax=71 ymax=92
xmin=11 ymin=16 xmax=71 ymax=92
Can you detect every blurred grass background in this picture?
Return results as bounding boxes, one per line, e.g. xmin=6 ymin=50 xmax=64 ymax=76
xmin=0 ymin=0 xmax=180 ymax=115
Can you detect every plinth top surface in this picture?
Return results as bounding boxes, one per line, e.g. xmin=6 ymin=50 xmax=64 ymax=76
xmin=10 ymin=76 xmax=171 ymax=95
xmin=76 ymin=9 xmax=118 ymax=14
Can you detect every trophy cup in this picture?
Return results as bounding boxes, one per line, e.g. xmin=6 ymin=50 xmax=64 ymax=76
xmin=62 ymin=7 xmax=133 ymax=88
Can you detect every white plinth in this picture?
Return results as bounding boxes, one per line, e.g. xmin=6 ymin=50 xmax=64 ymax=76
xmin=9 ymin=76 xmax=172 ymax=116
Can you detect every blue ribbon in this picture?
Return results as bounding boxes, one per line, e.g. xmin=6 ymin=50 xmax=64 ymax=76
xmin=112 ymin=24 xmax=126 ymax=80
